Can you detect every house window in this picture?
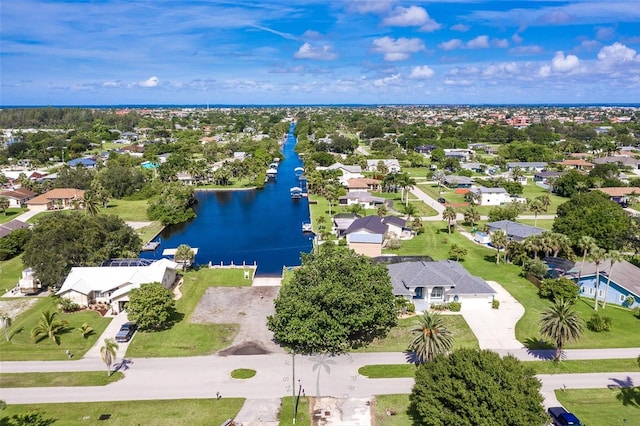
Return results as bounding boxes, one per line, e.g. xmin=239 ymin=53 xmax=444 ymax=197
xmin=598 ymin=289 xmax=605 ymax=298
xmin=589 ymin=288 xmax=595 ymax=295
xmin=581 ymin=286 xmax=586 ymax=293
xmin=413 ymin=287 xmax=424 ymax=299
xmin=431 ymin=287 xmax=443 ymax=300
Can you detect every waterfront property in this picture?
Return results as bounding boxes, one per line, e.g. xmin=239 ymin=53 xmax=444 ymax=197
xmin=387 ymin=260 xmax=496 ymax=311
xmin=25 ymin=188 xmax=85 ymax=212
xmin=344 ymin=215 xmax=409 ymax=257
xmin=56 ymin=258 xmax=179 ymax=313
xmin=565 ymin=259 xmax=640 ymax=308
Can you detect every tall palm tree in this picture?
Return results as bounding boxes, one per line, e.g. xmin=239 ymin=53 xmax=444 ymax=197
xmin=30 ymin=310 xmax=69 ymax=345
xmin=83 ymin=192 xmax=100 ymax=216
xmin=490 ymin=230 xmax=508 ymax=264
xmin=1 ymin=314 xmax=11 ymax=342
xmin=591 ymin=247 xmax=607 ymax=311
xmin=100 ymin=338 xmax=119 ymax=377
xmin=539 ymin=298 xmax=584 ymax=361
xmin=403 ymin=203 xmax=418 ymax=222
xmin=310 ymin=354 xmax=335 ymax=397
xmin=528 ymin=199 xmax=545 ymax=227
xmin=0 ymin=197 xmax=10 ymax=216
xmin=577 ymin=236 xmax=596 ymax=279
xmin=602 ymin=250 xmax=623 ymax=309
xmin=442 ymin=206 xmax=457 ymax=234
xmin=463 ymin=205 xmax=480 ymax=227
xmin=409 ymin=312 xmax=454 ymax=364
xmin=536 ymin=194 xmax=551 ymax=212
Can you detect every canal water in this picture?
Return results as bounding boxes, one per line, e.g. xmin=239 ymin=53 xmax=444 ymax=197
xmin=142 ymin=123 xmax=313 ymax=276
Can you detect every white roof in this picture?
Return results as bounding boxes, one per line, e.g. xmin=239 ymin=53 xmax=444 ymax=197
xmin=56 ymin=258 xmax=178 ymax=296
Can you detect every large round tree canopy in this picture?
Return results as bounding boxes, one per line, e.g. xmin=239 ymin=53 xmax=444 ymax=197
xmin=267 ymin=245 xmax=397 ymax=354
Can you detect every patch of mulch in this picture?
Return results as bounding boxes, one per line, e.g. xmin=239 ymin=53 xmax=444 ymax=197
xmin=218 ymin=340 xmax=271 ymax=356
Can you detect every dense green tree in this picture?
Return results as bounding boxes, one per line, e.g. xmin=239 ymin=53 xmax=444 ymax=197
xmin=147 ymin=182 xmax=197 ymax=225
xmin=552 ymin=170 xmax=592 ymax=198
xmin=23 ymin=213 xmax=141 ymax=286
xmin=409 ymin=312 xmax=454 ymax=364
xmin=0 ymin=197 xmax=9 ymax=215
xmin=127 ymin=283 xmax=176 ymax=331
xmin=448 ymin=244 xmax=468 ymax=261
xmin=54 ymin=165 xmax=94 ymax=190
xmin=410 ymin=349 xmax=546 ymax=426
xmin=97 ymin=159 xmax=147 ymax=198
xmin=553 ymin=191 xmax=631 ymax=250
xmin=539 ymin=298 xmax=584 ymax=361
xmin=538 ymin=277 xmax=580 ymax=302
xmin=0 ymin=228 xmax=31 ymax=261
xmin=463 ymin=205 xmax=480 ymax=227
xmin=267 ymin=245 xmax=397 ymax=354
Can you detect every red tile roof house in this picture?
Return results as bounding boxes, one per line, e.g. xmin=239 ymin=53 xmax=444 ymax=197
xmin=26 ymin=188 xmax=86 ymax=213
xmin=0 ymin=187 xmax=37 ymax=208
xmin=557 ymin=159 xmax=594 ymax=171
xmin=346 ymin=178 xmax=382 ymax=192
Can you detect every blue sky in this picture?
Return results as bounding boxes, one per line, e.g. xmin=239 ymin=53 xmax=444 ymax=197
xmin=1 ymin=0 xmax=639 ymax=105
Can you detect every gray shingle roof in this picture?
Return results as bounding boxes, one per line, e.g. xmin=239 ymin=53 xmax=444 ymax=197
xmin=346 ymin=215 xmax=388 ymax=235
xmin=567 ymin=259 xmax=640 ymax=297
xmin=386 ymin=260 xmax=496 ymax=296
xmin=487 ymin=220 xmax=545 ymax=239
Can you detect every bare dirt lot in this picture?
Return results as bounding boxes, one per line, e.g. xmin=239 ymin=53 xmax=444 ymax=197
xmin=191 ymin=286 xmax=285 ymax=355
xmin=0 ymin=298 xmax=39 ymax=320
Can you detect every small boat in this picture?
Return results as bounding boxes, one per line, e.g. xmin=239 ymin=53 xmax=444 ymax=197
xmin=294 ymin=166 xmax=305 ymax=176
xmin=302 ymin=222 xmax=313 ymax=233
xmin=290 ymin=187 xmax=303 ymax=199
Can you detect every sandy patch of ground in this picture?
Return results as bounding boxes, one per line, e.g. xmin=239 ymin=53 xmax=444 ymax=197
xmin=125 ymin=221 xmax=153 ymax=230
xmin=0 ymin=298 xmax=39 ymax=319
xmin=191 ymin=286 xmax=285 ymax=355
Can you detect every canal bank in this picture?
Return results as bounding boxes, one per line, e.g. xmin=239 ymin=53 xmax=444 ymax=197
xmin=141 ymin=123 xmax=313 ymax=276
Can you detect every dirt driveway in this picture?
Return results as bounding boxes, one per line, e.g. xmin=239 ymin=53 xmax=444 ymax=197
xmin=191 ymin=286 xmax=285 ymax=355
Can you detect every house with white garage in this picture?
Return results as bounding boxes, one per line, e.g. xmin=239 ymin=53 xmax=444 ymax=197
xmin=366 ymin=159 xmax=401 ymax=174
xmin=56 ymin=258 xmax=179 ymax=314
xmin=468 ymin=186 xmax=510 ymax=206
xmin=387 ymin=260 xmax=496 ymax=312
xmin=344 ymin=215 xmax=408 ymax=257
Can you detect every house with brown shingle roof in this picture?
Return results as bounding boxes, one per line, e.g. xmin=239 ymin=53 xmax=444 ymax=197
xmin=26 ymin=188 xmax=85 ymax=212
xmin=594 ymin=187 xmax=640 ymax=205
xmin=557 ymin=159 xmax=594 ymax=171
xmin=346 ymin=178 xmax=382 ymax=192
xmin=0 ymin=187 xmax=37 ymax=208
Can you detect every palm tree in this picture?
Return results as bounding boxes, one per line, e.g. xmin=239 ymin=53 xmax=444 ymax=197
xmin=528 ymin=199 xmax=545 ymax=227
xmin=409 ymin=312 xmax=454 ymax=364
xmin=0 ymin=197 xmax=10 ymax=216
xmin=490 ymin=230 xmax=508 ymax=264
xmin=1 ymin=314 xmax=11 ymax=342
xmin=174 ymin=244 xmax=194 ymax=271
xmin=536 ymin=194 xmax=551 ymax=212
xmin=83 ymin=191 xmax=100 ymax=216
xmin=30 ymin=310 xmax=69 ymax=345
xmin=310 ymin=354 xmax=335 ymax=397
xmin=463 ymin=205 xmax=480 ymax=227
xmin=510 ymin=166 xmax=524 ymax=183
xmin=403 ymin=203 xmax=418 ymax=222
xmin=602 ymin=250 xmax=623 ymax=309
xmin=100 ymin=338 xmax=119 ymax=377
xmin=577 ymin=236 xmax=596 ymax=279
xmin=376 ymin=204 xmax=387 ymax=217
xmin=540 ymin=298 xmax=584 ymax=361
xmin=442 ymin=206 xmax=457 ymax=234
xmin=591 ymin=247 xmax=607 ymax=311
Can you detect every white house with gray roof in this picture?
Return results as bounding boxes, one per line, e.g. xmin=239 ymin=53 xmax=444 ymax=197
xmin=469 ymin=186 xmax=511 ymax=206
xmin=387 ymin=260 xmax=496 ymax=311
xmin=317 ymin=163 xmax=363 ymax=185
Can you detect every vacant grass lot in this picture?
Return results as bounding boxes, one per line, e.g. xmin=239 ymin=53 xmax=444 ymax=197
xmin=384 ymin=222 xmax=640 ymax=349
xmin=126 ymin=268 xmax=249 ymax=357
xmin=279 ymin=396 xmax=311 ymax=426
xmin=0 ymin=254 xmax=26 ymax=290
xmin=373 ymin=394 xmax=413 ymax=426
xmin=0 ymin=398 xmax=245 ymax=426
xmin=353 ymin=315 xmax=478 ymax=353
xmin=0 ymin=371 xmax=124 ymax=387
xmin=556 ymin=388 xmax=640 ymax=426
xmin=0 ymin=296 xmax=112 ymax=361
xmin=103 ymin=198 xmax=154 ymax=222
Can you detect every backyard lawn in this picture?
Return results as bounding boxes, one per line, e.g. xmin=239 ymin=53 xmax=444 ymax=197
xmin=384 ymin=221 xmax=640 ymax=349
xmin=126 ymin=268 xmax=249 ymax=357
xmin=373 ymin=394 xmax=413 ymax=426
xmin=0 ymin=296 xmax=112 ymax=361
xmin=353 ymin=315 xmax=478 ymax=353
xmin=0 ymin=398 xmax=245 ymax=426
xmin=0 ymin=254 xmax=27 ymax=290
xmin=556 ymin=388 xmax=640 ymax=426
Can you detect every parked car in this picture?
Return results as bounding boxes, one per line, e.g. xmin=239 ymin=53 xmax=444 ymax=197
xmin=548 ymin=407 xmax=582 ymax=426
xmin=437 ymin=197 xmax=446 ymax=203
xmin=115 ymin=322 xmax=137 ymax=343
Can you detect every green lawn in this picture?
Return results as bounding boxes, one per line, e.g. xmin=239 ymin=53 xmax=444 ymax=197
xmin=0 ymin=398 xmax=245 ymax=426
xmin=0 ymin=296 xmax=112 ymax=361
xmin=279 ymin=396 xmax=311 ymax=426
xmin=517 ymin=219 xmax=555 ymax=230
xmin=359 ymin=358 xmax=640 ymax=378
xmin=0 ymin=371 xmax=124 ymax=387
xmin=103 ymin=198 xmax=154 ymax=221
xmin=556 ymin=388 xmax=640 ymax=426
xmin=384 ymin=221 xmax=640 ymax=349
xmin=0 ymin=254 xmax=27 ymax=290
xmin=0 ymin=208 xmax=28 ymax=223
xmin=125 ymin=268 xmax=249 ymax=357
xmin=373 ymin=394 xmax=413 ymax=426
xmin=353 ymin=315 xmax=478 ymax=353
xmin=230 ymin=368 xmax=256 ymax=379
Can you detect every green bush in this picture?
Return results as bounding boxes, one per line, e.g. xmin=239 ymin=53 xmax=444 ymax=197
xmin=430 ymin=303 xmax=447 ymax=311
xmin=523 ymin=258 xmax=548 ymax=280
xmin=448 ymin=302 xmax=461 ymax=312
xmin=58 ymin=297 xmax=80 ymax=313
xmin=492 ymin=299 xmax=500 ymax=309
xmin=632 ymin=306 xmax=640 ymax=319
xmin=538 ymin=277 xmax=579 ymax=302
xmin=587 ymin=313 xmax=613 ymax=332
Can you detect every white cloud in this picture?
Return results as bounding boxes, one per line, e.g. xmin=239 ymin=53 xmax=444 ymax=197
xmin=373 ymin=74 xmax=401 ymax=87
xmin=139 ymin=76 xmax=159 ymax=87
xmin=302 ymin=30 xmax=322 ymax=40
xmin=450 ymin=24 xmax=470 ymax=32
xmin=439 ymin=39 xmax=462 ymax=51
xmin=382 ymin=6 xmax=441 ymax=32
xmin=539 ymin=65 xmax=551 ymax=77
xmin=597 ymin=42 xmax=638 ymax=68
xmin=294 ymin=43 xmax=337 ymax=60
xmin=508 ymin=45 xmax=544 ymax=55
xmin=409 ymin=65 xmax=435 ymax=79
xmin=466 ymin=35 xmax=489 ymax=49
xmin=372 ymin=36 xmax=425 ymax=61
xmin=348 ymin=0 xmax=394 ymax=14
xmin=483 ymin=62 xmax=518 ymax=76
xmin=492 ymin=38 xmax=509 ymax=48
xmin=551 ymin=51 xmax=580 ymax=72
xmin=102 ymin=81 xmax=121 ymax=88
xmin=512 ymin=33 xmax=523 ymax=44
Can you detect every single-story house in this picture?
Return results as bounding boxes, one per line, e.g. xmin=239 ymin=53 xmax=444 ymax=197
xmin=444 ymin=149 xmax=472 ymax=162
xmin=0 ymin=187 xmax=37 ymax=207
xmin=565 ymin=259 xmax=640 ymax=308
xmin=333 ymin=213 xmax=360 ymax=238
xmin=56 ymin=258 xmax=179 ymax=314
xmin=468 ymin=186 xmax=510 ymax=206
xmin=317 ymin=163 xmax=364 ymax=185
xmin=346 ymin=178 xmax=382 ymax=192
xmin=557 ymin=159 xmax=594 ymax=170
xmin=366 ymin=159 xmax=401 ymax=174
xmin=506 ymin=162 xmax=547 ymax=172
xmin=486 ymin=220 xmax=545 ymax=242
xmin=67 ymin=157 xmax=97 ymax=169
xmin=443 ymin=175 xmax=473 ymax=189
xmin=415 ymin=145 xmax=438 ymax=155
xmin=338 ymin=191 xmax=387 ymax=209
xmin=387 ymin=260 xmax=497 ymax=312
xmin=593 ymin=156 xmax=640 ymax=170
xmin=0 ymin=219 xmax=29 ymax=239
xmin=344 ymin=215 xmax=408 ymax=256
xmin=594 ymin=187 xmax=640 ymax=205
xmin=460 ymin=162 xmax=484 ymax=173
xmin=26 ymin=188 xmax=85 ymax=212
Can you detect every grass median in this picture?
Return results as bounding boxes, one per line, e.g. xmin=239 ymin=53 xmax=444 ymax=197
xmin=0 ymin=371 xmax=124 ymax=387
xmin=556 ymin=388 xmax=640 ymax=426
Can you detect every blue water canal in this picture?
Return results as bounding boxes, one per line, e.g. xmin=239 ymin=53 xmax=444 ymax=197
xmin=142 ymin=123 xmax=313 ymax=276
